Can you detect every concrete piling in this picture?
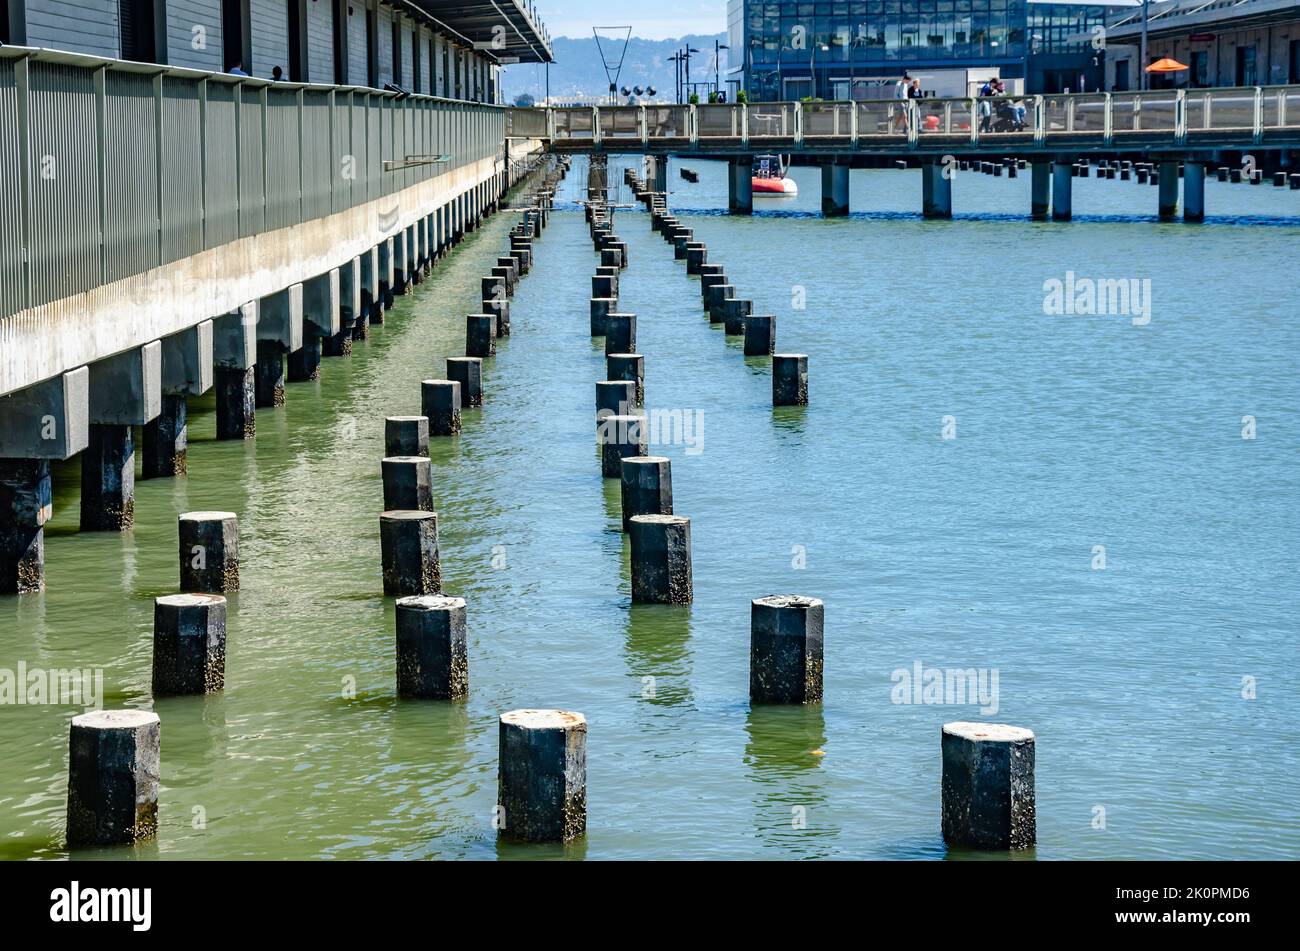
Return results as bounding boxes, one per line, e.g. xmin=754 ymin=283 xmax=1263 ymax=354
xmin=485 ymin=297 xmax=511 ymax=337
xmin=592 ymin=274 xmax=617 ymax=300
xmin=619 ymin=456 xmax=672 ymax=533
xmin=421 ymin=380 xmax=462 ymax=436
xmin=596 ymin=380 xmax=637 ymax=421
xmin=743 ymin=315 xmax=777 ymax=356
xmin=385 ymin=416 xmax=429 ymax=457
xmin=604 ymin=313 xmax=637 ymax=356
xmin=80 ymin=424 xmax=135 ymax=531
xmin=722 ymin=298 xmax=753 ymax=336
xmin=0 ymin=459 xmax=51 ymax=595
xmin=254 ymin=341 xmax=286 ymax=407
xmin=152 ymin=593 xmax=227 ymax=695
xmin=749 ymin=595 xmax=824 ymax=704
xmin=380 ymin=510 xmax=441 ymax=596
xmin=395 ymin=595 xmax=468 ymax=700
xmin=382 ymin=456 xmax=433 ymax=512
xmin=179 ymin=511 xmax=239 ymax=593
xmin=685 ymin=244 xmax=708 ymax=274
xmin=66 ymin=710 xmax=161 ymax=847
xmin=446 ymin=357 xmax=484 ymax=407
xmin=606 ymin=353 xmax=645 ymax=405
xmin=673 ymin=231 xmax=694 ymax=260
xmin=629 ymin=514 xmax=693 ymax=604
xmin=214 ymin=367 xmax=256 ymax=440
xmin=707 ymin=284 xmax=735 ymax=323
xmin=590 ymin=297 xmax=616 ymax=336
xmin=773 ymin=354 xmax=809 ymax=405
xmin=599 ymin=414 xmax=647 ymax=478
xmin=941 ymin=722 xmax=1036 ymax=850
xmin=141 ymin=394 xmax=188 ymax=478
xmin=466 ymin=314 xmax=497 ymax=358
xmin=497 ymin=709 xmax=587 ymax=842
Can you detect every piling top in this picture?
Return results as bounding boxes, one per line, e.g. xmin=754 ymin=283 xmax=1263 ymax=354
xmin=386 ymin=415 xmax=426 ymax=423
xmin=606 ymin=352 xmax=642 ymax=361
xmin=630 ymin=514 xmax=689 ymax=527
xmin=943 ymin=722 xmax=1035 ymax=744
xmin=380 ymin=510 xmax=438 ymax=523
xmin=774 ymin=353 xmax=807 ymax=360
xmin=396 ymin=594 xmax=466 ymax=612
xmin=156 ymin=593 xmax=227 ymax=609
xmin=500 ymin=709 xmax=587 ymax=731
xmin=72 ymin=709 xmax=160 ymax=731
xmin=753 ymin=595 xmax=823 ymax=610
xmin=180 ymin=510 xmax=236 ymax=522
xmin=447 ymin=356 xmax=482 ymax=366
xmin=382 ymin=456 xmax=430 ymax=466
xmin=421 ymin=378 xmax=459 ymax=388
xmin=623 ymin=455 xmax=669 ymax=466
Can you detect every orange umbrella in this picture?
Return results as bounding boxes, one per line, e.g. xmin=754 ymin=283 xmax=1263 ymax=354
xmin=1145 ymin=58 xmax=1189 ymax=73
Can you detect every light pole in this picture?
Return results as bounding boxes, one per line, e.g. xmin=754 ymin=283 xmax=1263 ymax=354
xmin=714 ymin=40 xmax=729 ymax=99
xmin=668 ymin=51 xmax=683 ymax=103
xmin=684 ymin=46 xmax=700 ymax=100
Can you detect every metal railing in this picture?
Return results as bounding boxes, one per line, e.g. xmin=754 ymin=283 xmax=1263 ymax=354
xmin=515 ymin=85 xmax=1300 ymax=153
xmin=0 ymin=46 xmax=510 ymax=322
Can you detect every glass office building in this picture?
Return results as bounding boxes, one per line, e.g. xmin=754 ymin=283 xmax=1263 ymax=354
xmin=725 ymin=0 xmax=1123 ymax=99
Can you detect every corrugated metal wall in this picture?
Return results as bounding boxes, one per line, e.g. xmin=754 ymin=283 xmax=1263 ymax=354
xmin=0 ymin=61 xmax=25 ymax=318
xmin=160 ymin=77 xmax=204 ymax=263
xmin=103 ymin=71 xmax=160 ymax=284
xmin=238 ymin=88 xmax=266 ymax=237
xmin=204 ymin=80 xmax=240 ymax=248
xmin=168 ymin=0 xmax=224 ymax=72
xmin=302 ymin=89 xmax=333 ymax=220
xmin=264 ymin=87 xmax=301 ymax=230
xmin=250 ymin=0 xmax=290 ymax=79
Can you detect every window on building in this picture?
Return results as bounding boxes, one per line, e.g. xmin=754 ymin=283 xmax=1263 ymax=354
xmin=333 ymin=0 xmax=349 ymax=84
xmin=1113 ymin=58 xmax=1129 ymax=92
xmin=1 ymin=0 xmax=23 ymax=45
xmin=366 ymin=5 xmax=378 ymax=87
xmin=1235 ymin=45 xmax=1256 ymax=87
xmin=391 ymin=18 xmax=402 ymax=87
xmin=287 ymin=0 xmax=307 ymax=81
xmin=118 ymin=0 xmax=163 ymax=63
xmin=1290 ymin=39 xmax=1300 ymax=84
xmin=1190 ymin=50 xmax=1208 ymax=88
xmin=221 ymin=0 xmax=250 ymax=72
xmin=412 ymin=31 xmax=422 ymax=93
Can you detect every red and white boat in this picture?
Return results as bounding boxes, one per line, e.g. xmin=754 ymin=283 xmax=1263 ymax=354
xmin=752 ymin=154 xmax=797 ymax=195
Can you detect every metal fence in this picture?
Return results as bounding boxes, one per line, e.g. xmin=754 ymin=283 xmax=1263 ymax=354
xmin=516 ymin=85 xmax=1300 ymax=153
xmin=0 ymin=46 xmax=507 ymax=322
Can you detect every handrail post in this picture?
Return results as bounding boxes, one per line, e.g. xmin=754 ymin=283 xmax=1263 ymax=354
xmin=793 ymin=101 xmax=802 ymax=147
xmin=1033 ymin=95 xmax=1045 ymax=146
xmin=592 ymin=106 xmax=601 ymax=147
xmin=849 ymin=100 xmax=857 ymax=149
xmin=907 ymin=100 xmax=918 ymax=147
xmin=969 ymin=98 xmax=977 ymax=146
xmin=1174 ymin=88 xmax=1186 ymax=145
xmin=639 ymin=105 xmax=647 ymax=146
xmin=1103 ymin=92 xmax=1113 ymax=146
xmin=742 ymin=102 xmax=750 ymax=148
xmin=689 ymin=102 xmax=698 ymax=148
xmin=1253 ymin=86 xmax=1263 ymax=143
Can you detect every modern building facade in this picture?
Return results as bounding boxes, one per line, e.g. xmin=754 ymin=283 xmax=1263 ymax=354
xmin=1105 ymin=0 xmax=1300 ymax=91
xmin=725 ymin=0 xmax=1131 ymax=98
xmin=0 ymin=0 xmax=553 ymax=102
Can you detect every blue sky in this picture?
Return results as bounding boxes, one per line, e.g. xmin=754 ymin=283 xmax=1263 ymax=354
xmin=536 ymin=2 xmax=726 ymax=40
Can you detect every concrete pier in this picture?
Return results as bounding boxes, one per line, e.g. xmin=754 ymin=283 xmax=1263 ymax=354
xmin=596 ymin=264 xmax=620 ymax=296
xmin=744 ymin=315 xmax=777 ymax=356
xmin=257 ymin=285 xmax=303 ymax=400
xmin=941 ymin=722 xmax=1036 ymax=850
xmin=707 ymin=284 xmax=735 ymax=323
xmin=619 ymin=456 xmax=672 ymax=533
xmin=629 ymin=514 xmax=693 ymax=604
xmin=1184 ymin=162 xmax=1206 ymax=222
xmin=599 ymin=414 xmax=647 ymax=478
xmin=446 ymin=358 xmax=484 ymax=407
xmin=80 ymin=424 xmax=135 ymax=531
xmin=1158 ymin=160 xmax=1181 ymax=219
xmin=179 ymin=511 xmax=239 ymax=593
xmin=485 ymin=297 xmax=511 ymax=337
xmin=596 ymin=380 xmax=637 ymax=421
xmin=686 ymin=244 xmax=708 ymax=274
xmin=729 ymin=159 xmax=754 ymax=214
xmin=673 ymin=231 xmax=694 ymax=260
xmin=385 ymin=416 xmax=429 ymax=457
xmin=152 ymin=593 xmax=227 ymax=695
xmin=592 ymin=274 xmax=617 ymax=299
xmin=143 ymin=320 xmax=212 ymax=478
xmin=382 ymin=456 xmax=433 ymax=512
xmin=821 ymin=163 xmax=850 ymax=216
xmin=922 ymin=161 xmax=953 ymax=219
xmin=297 ymin=270 xmax=341 ymax=374
xmin=749 ymin=595 xmax=824 ymax=704
xmin=590 ymin=297 xmax=616 ymax=336
xmin=604 ymin=314 xmax=637 ymax=356
xmin=1052 ymin=161 xmax=1073 ymax=221
xmin=723 ymin=298 xmax=753 ymax=335
xmin=1030 ymin=162 xmax=1051 ymax=220
xmin=607 ymin=354 xmax=645 ymax=405
xmin=380 ymin=510 xmax=441 ymax=596
xmin=141 ymin=395 xmax=188 ymax=480
xmin=255 ymin=341 xmax=286 ymax=407
xmin=497 ymin=709 xmax=587 ymax=842
xmin=396 ymin=595 xmax=468 ymax=700
xmin=421 ymin=380 xmax=462 ymax=436
xmin=466 ymin=314 xmax=497 ymax=358
xmin=66 ymin=710 xmax=161 ymax=846
xmin=773 ymin=354 xmax=809 ymax=405
xmin=0 ymin=460 xmax=51 ymax=594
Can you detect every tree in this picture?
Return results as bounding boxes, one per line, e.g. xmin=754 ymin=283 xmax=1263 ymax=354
xmin=513 ymin=93 xmax=536 ymax=107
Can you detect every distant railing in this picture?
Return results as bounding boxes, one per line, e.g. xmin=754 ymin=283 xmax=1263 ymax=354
xmin=511 ymin=85 xmax=1300 ymax=153
xmin=0 ymin=46 xmax=510 ymax=322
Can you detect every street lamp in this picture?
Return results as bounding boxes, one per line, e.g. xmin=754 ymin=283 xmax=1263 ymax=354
xmin=714 ymin=40 xmax=729 ymax=99
xmin=684 ymin=46 xmax=700 ymax=100
xmin=668 ymin=51 xmax=684 ymax=103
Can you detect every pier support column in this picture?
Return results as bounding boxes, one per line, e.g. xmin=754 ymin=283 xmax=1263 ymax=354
xmin=258 ymin=285 xmax=303 ymax=401
xmin=396 ymin=595 xmax=468 ymax=700
xmin=152 ymin=593 xmax=227 ymax=695
xmin=144 ymin=321 xmax=212 ymax=478
xmin=82 ymin=342 xmax=162 ymax=531
xmin=821 ymin=163 xmax=850 ymax=217
xmin=1183 ymin=161 xmax=1205 ymax=222
xmin=750 ymin=595 xmax=824 ymax=703
xmin=629 ymin=514 xmax=693 ymax=603
xmin=1051 ymin=160 xmax=1073 ymax=221
xmin=179 ymin=511 xmax=240 ymax=592
xmin=922 ymin=161 xmax=953 ymax=219
xmin=498 ymin=709 xmax=587 ymax=842
xmin=0 ymin=460 xmax=52 ymax=594
xmin=66 ymin=710 xmax=160 ymax=846
xmin=941 ymin=722 xmax=1036 ymax=850
xmin=1031 ymin=161 xmax=1051 ymax=220
xmin=380 ymin=510 xmax=441 ymax=596
xmin=619 ymin=455 xmax=672 ymax=532
xmin=1158 ymin=160 xmax=1181 ymax=220
xmin=421 ymin=380 xmax=462 ymax=436
xmin=358 ymin=246 xmax=379 ymax=333
xmin=378 ymin=237 xmax=394 ymax=312
xmin=297 ymin=270 xmax=340 ymax=370
xmin=213 ymin=305 xmax=257 ymax=439
xmin=729 ymin=158 xmax=753 ymax=215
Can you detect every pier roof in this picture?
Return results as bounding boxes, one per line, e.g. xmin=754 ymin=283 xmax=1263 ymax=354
xmin=418 ymin=0 xmax=554 ymax=63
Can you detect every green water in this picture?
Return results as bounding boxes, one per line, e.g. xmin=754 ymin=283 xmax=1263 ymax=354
xmin=1 ymin=158 xmax=1298 ymax=860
